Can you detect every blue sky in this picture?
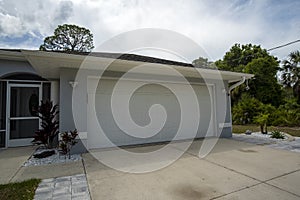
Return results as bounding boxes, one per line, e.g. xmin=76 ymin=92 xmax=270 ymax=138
xmin=0 ymin=0 xmax=299 ymax=62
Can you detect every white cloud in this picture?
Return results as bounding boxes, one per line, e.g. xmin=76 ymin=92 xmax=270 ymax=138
xmin=0 ymin=13 xmax=24 ymax=37
xmin=0 ymin=0 xmax=299 ymax=61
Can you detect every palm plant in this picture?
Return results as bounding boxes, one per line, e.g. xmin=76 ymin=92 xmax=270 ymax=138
xmin=281 ymin=50 xmax=300 ymax=103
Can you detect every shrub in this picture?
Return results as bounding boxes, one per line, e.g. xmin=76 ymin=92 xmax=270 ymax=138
xmin=270 ymin=130 xmax=285 ymax=139
xmin=59 ymin=129 xmax=78 ymax=159
xmin=270 ymin=98 xmax=300 ymax=126
xmin=32 ymin=101 xmax=59 ymax=149
xmin=232 ymin=94 xmax=264 ymax=124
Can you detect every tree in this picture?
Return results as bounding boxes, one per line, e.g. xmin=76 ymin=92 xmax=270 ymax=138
xmin=244 ymin=57 xmax=282 ymax=106
xmin=40 ymin=24 xmax=94 ymax=52
xmin=215 ymin=43 xmax=283 ymax=106
xmin=192 ymin=56 xmax=216 ymax=68
xmin=254 ymin=113 xmax=269 ymax=134
xmin=215 ymin=44 xmax=270 ymax=72
xmin=281 ymin=50 xmax=300 ymax=103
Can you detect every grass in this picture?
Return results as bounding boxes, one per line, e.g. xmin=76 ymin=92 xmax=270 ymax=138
xmin=233 ymin=124 xmax=300 ymax=137
xmin=0 ymin=179 xmax=41 ymax=200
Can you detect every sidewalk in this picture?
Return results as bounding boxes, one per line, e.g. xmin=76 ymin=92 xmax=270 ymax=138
xmin=0 ymin=146 xmax=35 ymax=184
xmin=0 ymin=146 xmax=84 ymax=184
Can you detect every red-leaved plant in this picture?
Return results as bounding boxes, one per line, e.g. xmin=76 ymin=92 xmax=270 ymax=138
xmin=59 ymin=129 xmax=78 ymax=159
xmin=32 ymin=100 xmax=59 ymax=149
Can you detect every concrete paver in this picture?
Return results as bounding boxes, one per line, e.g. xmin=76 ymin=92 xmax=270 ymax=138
xmin=34 ymin=174 xmax=90 ymax=200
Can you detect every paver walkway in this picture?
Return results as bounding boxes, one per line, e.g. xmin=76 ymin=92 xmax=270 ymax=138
xmin=34 ymin=174 xmax=90 ymax=200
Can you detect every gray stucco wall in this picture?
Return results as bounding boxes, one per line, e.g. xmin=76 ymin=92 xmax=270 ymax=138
xmin=59 ymin=68 xmax=92 ymax=153
xmin=59 ymin=68 xmax=233 ymax=153
xmin=218 ymin=80 xmax=232 ymax=138
xmin=0 ymin=58 xmax=234 ymax=153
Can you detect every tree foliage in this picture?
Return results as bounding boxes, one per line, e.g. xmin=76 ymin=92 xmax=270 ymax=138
xmin=192 ymin=56 xmax=216 ymax=68
xmin=40 ymin=24 xmax=94 ymax=52
xmin=215 ymin=44 xmax=270 ymax=72
xmin=281 ymin=50 xmax=300 ymax=103
xmin=244 ymin=57 xmax=282 ymax=106
xmin=232 ymin=94 xmax=300 ymax=127
xmin=271 ymin=98 xmax=300 ymax=126
xmin=215 ymin=43 xmax=282 ymax=106
xmin=213 ymin=44 xmax=300 ymax=127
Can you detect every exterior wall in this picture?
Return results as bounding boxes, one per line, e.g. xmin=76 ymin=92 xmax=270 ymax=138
xmin=59 ymin=68 xmax=233 ymax=152
xmin=199 ymin=78 xmax=231 ymax=138
xmin=216 ymin=80 xmax=232 ymax=137
xmin=59 ymin=68 xmax=88 ymax=153
xmin=0 ymin=60 xmax=37 ymax=78
xmin=0 ymin=59 xmax=233 ymax=152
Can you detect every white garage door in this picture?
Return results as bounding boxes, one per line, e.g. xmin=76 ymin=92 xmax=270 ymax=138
xmin=87 ymin=78 xmax=216 ymax=149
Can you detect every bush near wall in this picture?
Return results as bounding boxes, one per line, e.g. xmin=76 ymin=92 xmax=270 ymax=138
xmin=232 ymin=96 xmax=300 ymax=127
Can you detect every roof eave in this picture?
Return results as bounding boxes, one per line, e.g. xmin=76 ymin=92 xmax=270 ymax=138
xmin=0 ymin=50 xmax=26 ymax=61
xmin=21 ymin=50 xmax=254 ymax=82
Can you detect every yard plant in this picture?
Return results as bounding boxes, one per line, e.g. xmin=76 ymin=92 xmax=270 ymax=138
xmin=270 ymin=130 xmax=285 ymax=139
xmin=32 ymin=100 xmax=59 ymax=149
xmin=60 ymin=129 xmax=78 ymax=159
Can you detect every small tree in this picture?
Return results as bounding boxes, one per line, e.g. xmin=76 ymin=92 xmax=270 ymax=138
xmin=32 ymin=101 xmax=59 ymax=148
xmin=254 ymin=113 xmax=269 ymax=134
xmin=40 ymin=24 xmax=94 ymax=52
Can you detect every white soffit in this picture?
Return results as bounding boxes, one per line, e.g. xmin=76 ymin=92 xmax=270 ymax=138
xmin=21 ymin=50 xmax=254 ymax=82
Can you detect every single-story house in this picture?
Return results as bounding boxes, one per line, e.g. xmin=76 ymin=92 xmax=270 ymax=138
xmin=0 ymin=49 xmax=253 ymax=152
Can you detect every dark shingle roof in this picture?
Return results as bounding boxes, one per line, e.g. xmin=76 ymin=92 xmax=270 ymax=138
xmin=0 ymin=49 xmax=22 ymax=52
xmin=58 ymin=51 xmax=195 ymax=68
xmin=1 ymin=49 xmax=197 ymax=68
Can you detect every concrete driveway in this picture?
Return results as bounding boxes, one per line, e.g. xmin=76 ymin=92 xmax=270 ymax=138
xmin=83 ymin=139 xmax=300 ymax=200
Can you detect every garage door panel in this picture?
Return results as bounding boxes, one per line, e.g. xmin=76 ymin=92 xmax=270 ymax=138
xmin=87 ymin=78 xmax=216 ymax=148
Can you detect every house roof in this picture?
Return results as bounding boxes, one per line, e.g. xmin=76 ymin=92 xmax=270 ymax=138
xmin=0 ymin=49 xmax=196 ymax=68
xmin=54 ymin=51 xmax=196 ymax=68
xmin=0 ymin=49 xmax=254 ymax=82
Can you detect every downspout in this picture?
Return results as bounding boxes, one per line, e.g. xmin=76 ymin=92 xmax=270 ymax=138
xmin=228 ymin=76 xmax=246 ymax=95
xmin=226 ymin=76 xmax=246 ymax=137
xmin=223 ymin=76 xmax=246 ymax=137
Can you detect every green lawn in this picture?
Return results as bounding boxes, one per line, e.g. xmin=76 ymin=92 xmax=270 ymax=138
xmin=0 ymin=179 xmax=41 ymax=200
xmin=232 ymin=125 xmax=300 ymax=137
